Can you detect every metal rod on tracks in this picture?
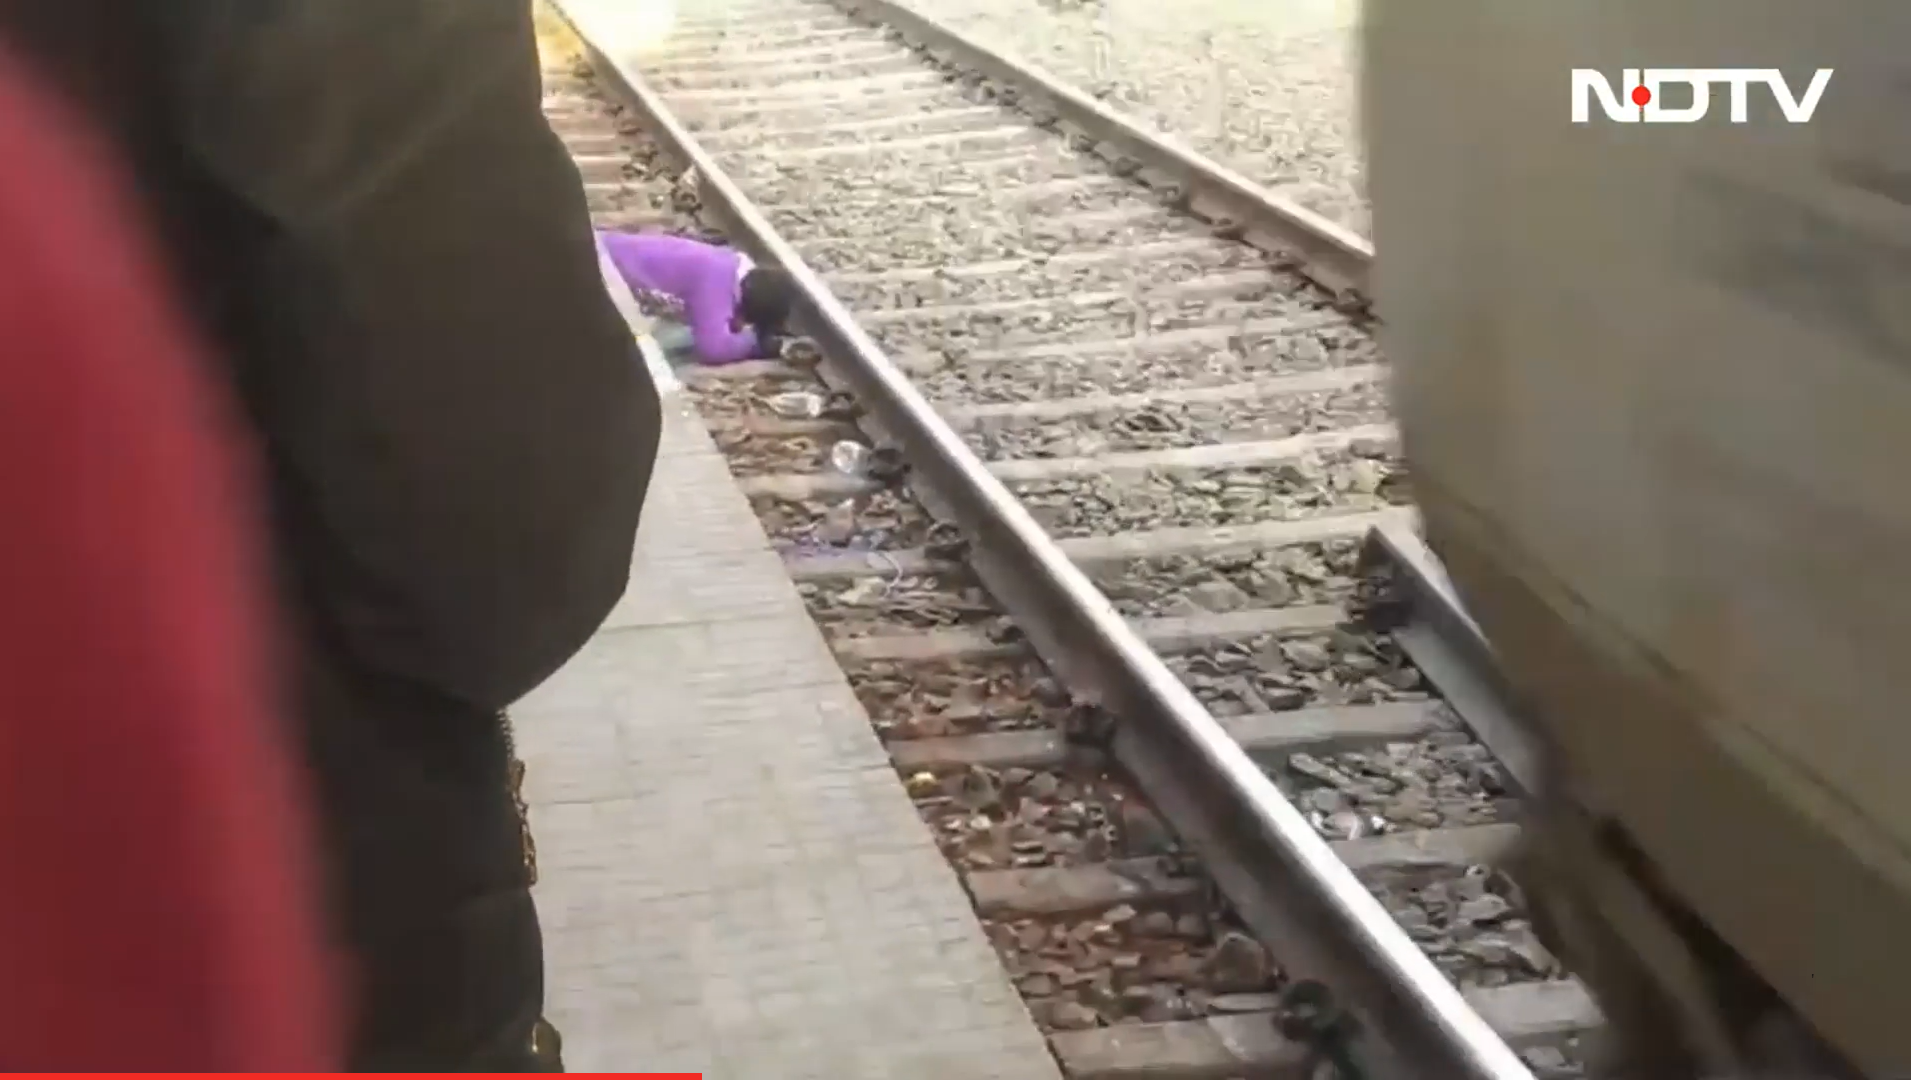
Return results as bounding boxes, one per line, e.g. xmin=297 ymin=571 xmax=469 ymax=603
xmin=1361 ymin=521 xmax=1547 ymax=798
xmin=554 ymin=5 xmax=1534 ymax=1078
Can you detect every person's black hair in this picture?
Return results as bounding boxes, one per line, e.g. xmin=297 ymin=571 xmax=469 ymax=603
xmin=739 ymin=266 xmax=796 ymax=342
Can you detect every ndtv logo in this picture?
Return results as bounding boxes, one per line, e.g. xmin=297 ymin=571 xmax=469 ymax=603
xmin=1571 ymin=68 xmax=1833 ymax=123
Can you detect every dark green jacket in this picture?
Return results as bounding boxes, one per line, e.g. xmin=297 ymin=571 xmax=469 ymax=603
xmin=4 ymin=0 xmax=657 ymax=958
xmin=182 ymin=1 xmax=658 ymax=707
xmin=14 ymin=0 xmax=657 ymax=710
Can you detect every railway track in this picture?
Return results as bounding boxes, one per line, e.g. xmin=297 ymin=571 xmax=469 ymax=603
xmin=539 ymin=3 xmax=1602 ymax=1078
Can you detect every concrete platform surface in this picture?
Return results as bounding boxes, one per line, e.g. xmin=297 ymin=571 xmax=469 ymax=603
xmin=510 ymin=267 xmax=1061 ymax=1076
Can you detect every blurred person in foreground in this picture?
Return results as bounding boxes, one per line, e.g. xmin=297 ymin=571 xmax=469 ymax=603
xmin=4 ymin=0 xmax=661 ymax=1070
xmin=0 ymin=41 xmax=336 ymax=1071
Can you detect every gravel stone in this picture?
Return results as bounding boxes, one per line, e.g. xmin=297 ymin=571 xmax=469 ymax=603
xmin=798 ymin=572 xmax=1010 ymax=637
xmin=913 ymin=764 xmax=1123 ymax=870
xmin=920 ymin=323 xmax=1376 ymax=407
xmin=887 ymin=289 xmax=1327 ymax=358
xmin=687 ymin=378 xmax=789 ymax=420
xmin=989 ymin=912 xmax=1276 ymax=1029
xmin=689 ymin=379 xmax=856 ymax=427
xmin=1097 ymin=540 xmax=1368 ymax=618
xmin=733 ymin=143 xmax=1107 ymax=206
xmin=1163 ymin=630 xmax=1426 ymax=716
xmin=1111 ymin=796 xmax=1179 ymax=857
xmin=653 ymin=55 xmax=928 ymax=93
xmin=723 ymin=130 xmax=1049 ymax=192
xmin=751 ymin=488 xmax=937 ymax=550
xmin=829 ymin=239 xmax=1268 ymax=310
xmin=1365 ymin=866 xmax=1564 ymax=988
xmin=710 ymin=427 xmax=853 ymax=476
xmin=768 ymin=180 xmax=1168 ymax=247
xmin=1012 ymin=452 xmax=1408 ymax=538
xmin=1277 ymin=734 xmax=1511 ymax=838
xmin=902 ymin=0 xmax=1369 ymax=233
xmin=1133 ymin=911 xmax=1178 ymax=937
xmin=1039 ymin=998 xmax=1104 ymax=1030
xmin=585 ymin=182 xmax=676 ymax=219
xmin=1200 ymin=930 xmax=1274 ymax=993
xmin=704 ymin=103 xmax=1006 ymax=154
xmin=966 ymin=382 xmax=1388 ymax=460
xmin=802 ymin=207 xmax=1221 ymax=276
xmin=681 ymin=84 xmax=977 ymax=133
xmin=849 ymin=654 xmax=1074 ymax=738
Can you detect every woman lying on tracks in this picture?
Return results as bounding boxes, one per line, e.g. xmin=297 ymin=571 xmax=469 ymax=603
xmin=598 ymin=229 xmax=797 ymax=365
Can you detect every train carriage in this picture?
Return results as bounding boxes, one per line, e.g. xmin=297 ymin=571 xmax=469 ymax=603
xmin=1363 ymin=1 xmax=1911 ymax=1075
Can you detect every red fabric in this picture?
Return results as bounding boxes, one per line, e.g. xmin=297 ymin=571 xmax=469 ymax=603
xmin=0 ymin=46 xmax=338 ymax=1071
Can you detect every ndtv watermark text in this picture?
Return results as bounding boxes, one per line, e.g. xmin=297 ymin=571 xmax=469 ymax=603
xmin=1571 ymin=68 xmax=1833 ymax=124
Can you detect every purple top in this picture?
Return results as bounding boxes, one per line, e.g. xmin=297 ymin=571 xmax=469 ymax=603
xmin=597 ymin=231 xmax=760 ymax=364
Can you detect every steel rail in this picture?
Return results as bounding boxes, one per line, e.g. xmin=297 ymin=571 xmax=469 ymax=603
xmin=836 ymin=0 xmax=1374 ymax=301
xmin=1361 ymin=521 xmax=1546 ymax=800
xmin=552 ymin=4 xmax=1534 ymax=1077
